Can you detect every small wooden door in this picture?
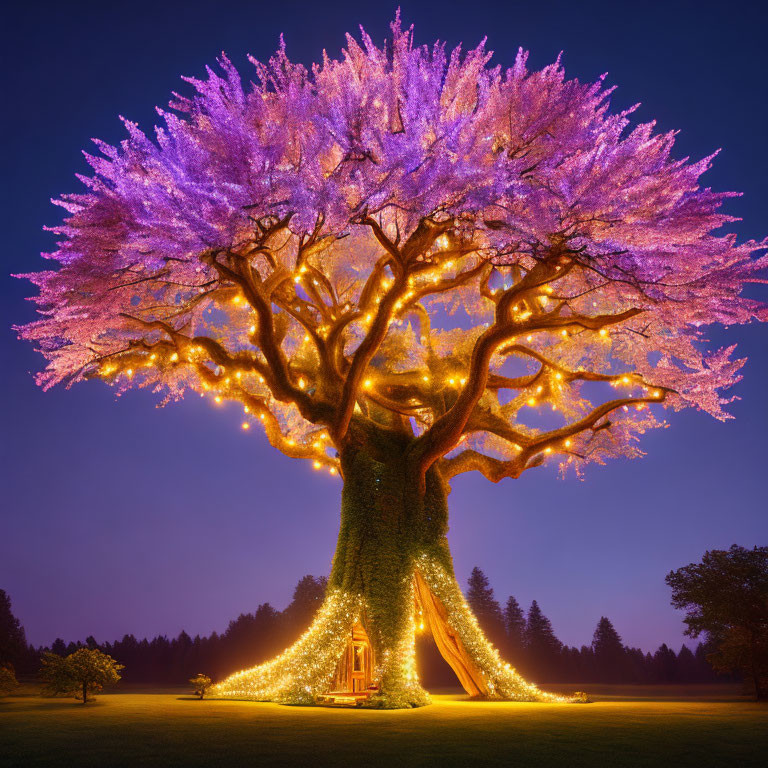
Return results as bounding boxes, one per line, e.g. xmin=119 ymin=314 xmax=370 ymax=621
xmin=328 ymin=621 xmax=375 ymax=695
xmin=351 ymin=641 xmax=367 ymax=692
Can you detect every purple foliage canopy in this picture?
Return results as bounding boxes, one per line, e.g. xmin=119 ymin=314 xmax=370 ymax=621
xmin=16 ymin=15 xmax=767 ymax=481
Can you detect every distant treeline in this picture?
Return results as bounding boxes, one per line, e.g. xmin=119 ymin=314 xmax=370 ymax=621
xmin=423 ymin=567 xmax=728 ymax=686
xmin=2 ymin=572 xmax=731 ymax=686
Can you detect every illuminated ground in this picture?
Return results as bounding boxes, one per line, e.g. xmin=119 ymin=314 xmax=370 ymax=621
xmin=2 ymin=687 xmax=765 ymax=767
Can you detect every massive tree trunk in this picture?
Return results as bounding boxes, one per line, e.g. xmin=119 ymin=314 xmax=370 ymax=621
xmin=211 ymin=428 xmax=559 ymax=708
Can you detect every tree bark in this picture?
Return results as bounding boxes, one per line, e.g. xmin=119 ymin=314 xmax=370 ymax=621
xmin=211 ymin=427 xmax=559 ymax=707
xmin=326 ymin=432 xmax=449 ymax=707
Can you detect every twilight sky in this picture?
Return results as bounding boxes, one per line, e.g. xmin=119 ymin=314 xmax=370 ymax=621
xmin=2 ymin=0 xmax=766 ymax=655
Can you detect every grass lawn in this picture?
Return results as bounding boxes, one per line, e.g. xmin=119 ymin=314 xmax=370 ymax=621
xmin=1 ymin=686 xmax=765 ymax=768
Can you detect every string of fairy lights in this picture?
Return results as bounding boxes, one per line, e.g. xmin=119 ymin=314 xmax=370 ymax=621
xmin=96 ymin=234 xmax=657 ymax=706
xmin=95 ymin=229 xmax=668 ymax=483
xmin=416 ymin=555 xmax=569 ymax=702
xmin=210 ymin=554 xmax=574 ymax=706
xmin=210 ymin=589 xmax=362 ymax=703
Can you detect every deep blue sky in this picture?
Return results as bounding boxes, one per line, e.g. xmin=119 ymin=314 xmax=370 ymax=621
xmin=2 ymin=0 xmax=766 ymax=655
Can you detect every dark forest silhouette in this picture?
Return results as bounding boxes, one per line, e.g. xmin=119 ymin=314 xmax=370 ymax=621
xmin=1 ymin=574 xmax=728 ymax=687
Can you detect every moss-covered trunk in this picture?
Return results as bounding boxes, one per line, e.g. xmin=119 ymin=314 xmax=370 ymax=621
xmin=211 ymin=427 xmax=562 ymax=707
xmin=328 ymin=435 xmax=452 ymax=707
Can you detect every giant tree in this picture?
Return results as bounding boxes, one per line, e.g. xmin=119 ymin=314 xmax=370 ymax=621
xmin=16 ymin=17 xmax=767 ymax=707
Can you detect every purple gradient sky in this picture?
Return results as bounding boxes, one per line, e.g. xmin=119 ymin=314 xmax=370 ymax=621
xmin=2 ymin=0 xmax=766 ymax=653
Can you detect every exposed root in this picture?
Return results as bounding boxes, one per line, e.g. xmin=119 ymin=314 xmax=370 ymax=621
xmin=416 ymin=554 xmax=568 ymax=702
xmin=210 ymin=589 xmax=361 ymax=704
xmin=211 ymin=557 xmax=571 ymax=707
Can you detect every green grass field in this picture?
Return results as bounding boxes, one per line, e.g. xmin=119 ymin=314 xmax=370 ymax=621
xmin=1 ymin=686 xmax=765 ymax=768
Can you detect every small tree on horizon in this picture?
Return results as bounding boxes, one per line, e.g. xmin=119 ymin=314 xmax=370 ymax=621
xmin=15 ymin=16 xmax=767 ymax=707
xmin=40 ymin=648 xmax=124 ymax=705
xmin=189 ymin=673 xmax=213 ymax=699
xmin=0 ymin=665 xmax=20 ymax=696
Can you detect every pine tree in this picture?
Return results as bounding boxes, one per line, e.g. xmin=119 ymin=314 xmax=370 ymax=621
xmin=694 ymin=642 xmax=718 ymax=682
xmin=592 ymin=617 xmax=627 ymax=683
xmin=652 ymin=643 xmax=678 ymax=683
xmin=0 ymin=590 xmax=28 ymax=671
xmin=524 ymin=601 xmax=562 ymax=682
xmin=504 ymin=596 xmax=526 ymax=657
xmin=675 ymin=644 xmax=697 ymax=683
xmin=466 ymin=568 xmax=506 ymax=648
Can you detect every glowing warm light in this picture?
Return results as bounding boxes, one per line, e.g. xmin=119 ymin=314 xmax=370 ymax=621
xmin=20 ymin=18 xmax=761 ymax=713
xmin=210 ymin=553 xmax=570 ymax=707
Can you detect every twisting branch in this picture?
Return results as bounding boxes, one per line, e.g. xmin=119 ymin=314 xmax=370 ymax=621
xmin=409 ymin=253 xmax=645 ymax=486
xmin=201 ymin=251 xmax=323 ymax=423
xmin=333 ymin=215 xmax=457 ymax=442
xmin=441 ymin=391 xmax=667 ymax=482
